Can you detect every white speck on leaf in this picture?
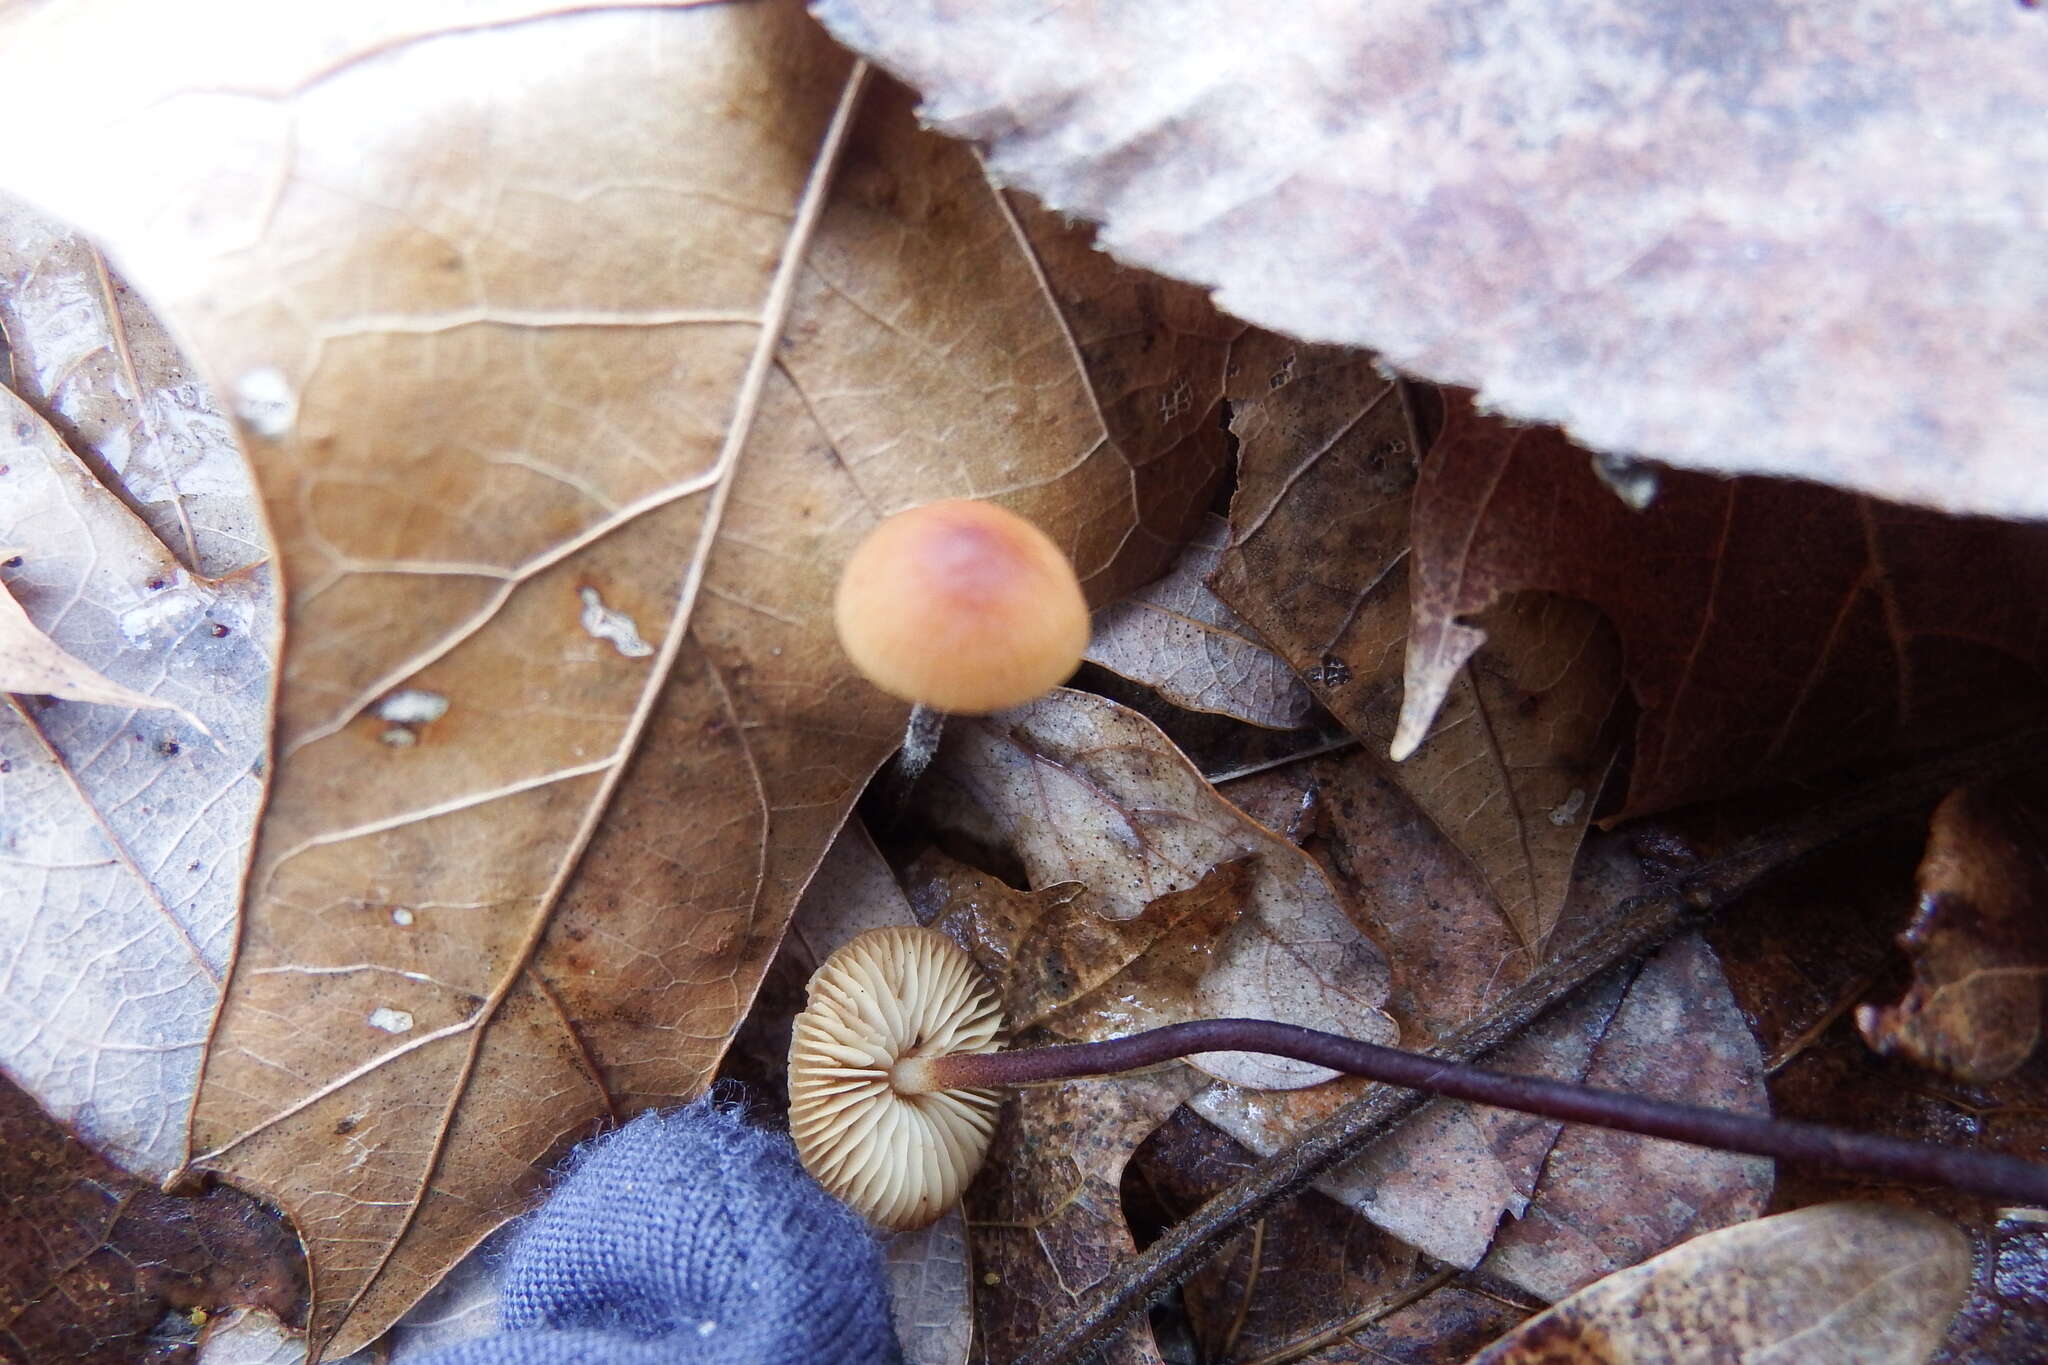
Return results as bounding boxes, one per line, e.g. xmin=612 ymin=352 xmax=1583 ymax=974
xmin=1549 ymin=788 xmax=1587 ymax=827
xmin=578 ymin=586 xmax=653 ymax=658
xmin=232 ymin=366 xmax=297 ymax=440
xmin=376 ymin=689 xmax=449 ymax=725
xmin=368 ymin=1007 xmax=414 ymax=1034
xmin=391 ymin=908 xmax=415 ymax=927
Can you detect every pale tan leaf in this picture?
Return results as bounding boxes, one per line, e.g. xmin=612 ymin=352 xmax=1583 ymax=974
xmin=1086 ymin=515 xmax=1314 ymax=730
xmin=0 ymin=4 xmax=1231 ymax=1352
xmin=922 ymin=687 xmax=1395 ymax=1090
xmin=0 ymin=190 xmax=265 ymax=577
xmin=0 ymin=248 xmax=276 ymax=1181
xmin=885 ymin=1208 xmax=973 ymax=1365
xmin=0 ymin=557 xmax=191 ymax=714
xmin=814 ymin=0 xmax=2048 ymax=519
xmin=1465 ymin=1202 xmax=1970 ymax=1365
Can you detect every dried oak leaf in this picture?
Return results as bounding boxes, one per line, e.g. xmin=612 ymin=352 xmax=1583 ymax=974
xmin=1400 ymin=393 xmax=2048 ymax=821
xmin=0 ymin=1071 xmax=305 ymax=1365
xmin=1086 ymin=514 xmax=1315 ymax=730
xmin=1466 ymin=1202 xmax=1970 ymax=1365
xmin=1214 ymin=339 xmax=1622 ymax=949
xmin=1195 ymin=757 xmax=1769 ymax=1289
xmin=1859 ymin=781 xmax=2048 ymax=1084
xmin=812 ymin=0 xmax=2048 ymax=519
xmin=920 ymin=687 xmax=1396 ymax=1089
xmin=0 ymin=4 xmax=1232 ymax=1352
xmin=0 ymin=196 xmax=279 ymax=1184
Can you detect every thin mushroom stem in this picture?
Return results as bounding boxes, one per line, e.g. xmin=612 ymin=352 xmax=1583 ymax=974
xmin=895 ymin=1017 xmax=2048 ymax=1206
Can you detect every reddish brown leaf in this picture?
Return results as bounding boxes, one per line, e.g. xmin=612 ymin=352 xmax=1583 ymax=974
xmin=1859 ymin=781 xmax=2048 ymax=1083
xmin=1215 ymin=340 xmax=1623 ymax=951
xmin=0 ymin=1073 xmax=304 ymax=1365
xmin=1400 ymin=393 xmax=2048 ymax=819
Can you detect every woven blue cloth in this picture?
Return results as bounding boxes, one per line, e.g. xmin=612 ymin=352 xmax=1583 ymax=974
xmin=415 ymin=1100 xmax=902 ymax=1365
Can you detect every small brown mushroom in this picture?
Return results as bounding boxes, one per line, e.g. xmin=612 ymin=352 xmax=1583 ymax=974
xmin=833 ymin=499 xmax=1089 ymax=714
xmin=791 ymin=924 xmax=2048 ymax=1229
xmin=788 ymin=926 xmax=1005 ymax=1230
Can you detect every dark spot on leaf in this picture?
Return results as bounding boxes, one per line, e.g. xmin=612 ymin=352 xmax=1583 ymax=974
xmin=146 ymin=577 xmax=166 ymax=591
xmin=209 ymin=623 xmax=230 ymax=638
xmin=1 ymin=556 xmax=19 ymax=569
xmin=333 ymin=1116 xmax=358 ymax=1136
xmin=157 ymin=739 xmax=180 ymax=757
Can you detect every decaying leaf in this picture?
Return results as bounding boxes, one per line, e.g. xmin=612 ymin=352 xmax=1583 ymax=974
xmin=1478 ymin=936 xmax=1773 ymax=1302
xmin=812 ymin=0 xmax=2048 ymax=520
xmin=0 ymin=205 xmax=278 ymax=1182
xmin=0 ymin=1071 xmax=305 ymax=1365
xmin=1214 ymin=342 xmax=1622 ymax=949
xmin=1127 ymin=1107 xmax=1440 ymax=1365
xmin=921 ymin=687 xmax=1396 ymax=1089
xmin=1185 ymin=749 xmax=1768 ymax=1288
xmin=731 ymin=822 xmax=976 ymax=1365
xmin=0 ymin=4 xmax=1235 ymax=1351
xmin=1086 ymin=514 xmax=1314 ymax=730
xmin=1400 ymin=393 xmax=2048 ymax=820
xmin=1860 ymin=781 xmax=2048 ymax=1083
xmin=1466 ymin=1202 xmax=1970 ymax=1365
xmin=0 ymin=565 xmax=198 ymax=715
xmin=905 ymin=848 xmax=1240 ymax=1365
xmin=1708 ymin=816 xmax=2048 ymax=1364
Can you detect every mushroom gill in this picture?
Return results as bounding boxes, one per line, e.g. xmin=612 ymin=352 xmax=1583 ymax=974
xmin=788 ymin=926 xmax=1005 ymax=1230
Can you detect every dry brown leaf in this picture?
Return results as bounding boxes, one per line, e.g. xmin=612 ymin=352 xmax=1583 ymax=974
xmin=1401 ymin=393 xmax=2048 ymax=820
xmin=1859 ymin=781 xmax=2048 ymax=1083
xmin=1126 ymin=1107 xmax=1436 ymax=1365
xmin=0 ymin=1070 xmax=306 ymax=1365
xmin=1478 ymin=936 xmax=1774 ymax=1302
xmin=1214 ymin=342 xmax=1622 ymax=951
xmin=973 ymin=1070 xmax=1200 ymax=1365
xmin=904 ymin=848 xmax=1253 ymax=1365
xmin=1193 ymin=755 xmax=1769 ymax=1288
xmin=0 ymin=5 xmax=1234 ymax=1351
xmin=812 ymin=0 xmax=2048 ymax=520
xmin=1465 ymin=1202 xmax=1970 ymax=1365
xmin=1086 ymin=514 xmax=1314 ymax=730
xmin=0 ymin=200 xmax=278 ymax=1183
xmin=921 ymin=687 xmax=1395 ymax=1090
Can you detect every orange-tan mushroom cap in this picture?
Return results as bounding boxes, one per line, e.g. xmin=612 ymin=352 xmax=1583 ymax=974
xmin=789 ymin=926 xmax=1006 ymax=1230
xmin=833 ymin=498 xmax=1091 ymax=714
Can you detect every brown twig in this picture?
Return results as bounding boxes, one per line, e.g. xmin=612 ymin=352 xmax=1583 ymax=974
xmin=1018 ymin=728 xmax=2048 ymax=1365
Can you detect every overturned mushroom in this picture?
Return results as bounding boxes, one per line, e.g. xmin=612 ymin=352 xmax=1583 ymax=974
xmin=788 ymin=926 xmax=1005 ymax=1230
xmin=790 ymin=926 xmax=2048 ymax=1230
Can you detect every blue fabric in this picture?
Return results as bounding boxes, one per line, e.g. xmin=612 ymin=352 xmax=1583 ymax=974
xmin=415 ymin=1099 xmax=903 ymax=1365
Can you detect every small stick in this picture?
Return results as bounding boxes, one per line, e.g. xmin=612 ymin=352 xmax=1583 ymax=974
xmin=897 ymin=1018 xmax=2048 ymax=1205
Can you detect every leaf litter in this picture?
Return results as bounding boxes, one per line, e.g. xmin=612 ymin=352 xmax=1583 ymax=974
xmin=0 ymin=3 xmax=1237 ymax=1352
xmin=0 ymin=4 xmax=2041 ymax=1364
